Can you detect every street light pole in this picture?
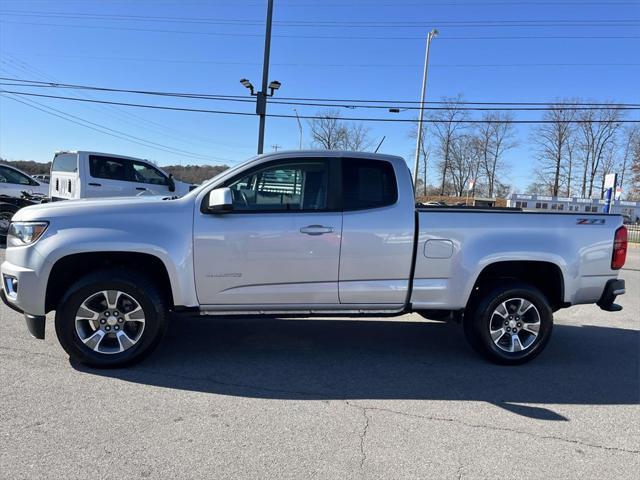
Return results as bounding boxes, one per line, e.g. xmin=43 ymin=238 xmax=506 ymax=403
xmin=413 ymin=29 xmax=438 ymax=192
xmin=257 ymin=0 xmax=274 ymax=155
xmin=293 ymin=108 xmax=303 ymax=149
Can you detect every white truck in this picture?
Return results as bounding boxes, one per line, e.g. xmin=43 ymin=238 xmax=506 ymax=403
xmin=1 ymin=151 xmax=628 ymax=367
xmin=49 ymin=151 xmax=193 ymax=200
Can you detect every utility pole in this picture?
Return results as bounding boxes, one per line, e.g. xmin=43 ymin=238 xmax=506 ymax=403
xmin=257 ymin=0 xmax=274 ymax=154
xmin=271 ymin=144 xmax=281 ymax=151
xmin=293 ymin=108 xmax=303 ymax=149
xmin=413 ymin=29 xmax=438 ymax=192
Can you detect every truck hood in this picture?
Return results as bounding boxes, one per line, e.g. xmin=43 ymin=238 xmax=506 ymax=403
xmin=13 ymin=195 xmax=184 ymax=222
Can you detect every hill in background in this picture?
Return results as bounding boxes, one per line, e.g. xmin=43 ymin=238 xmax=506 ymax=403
xmin=1 ymin=158 xmax=229 ymax=185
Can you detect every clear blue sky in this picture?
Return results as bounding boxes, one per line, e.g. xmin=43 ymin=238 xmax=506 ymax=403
xmin=0 ymin=0 xmax=638 ymax=190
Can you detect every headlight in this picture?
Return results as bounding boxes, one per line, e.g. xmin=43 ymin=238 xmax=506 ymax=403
xmin=7 ymin=222 xmax=49 ymax=246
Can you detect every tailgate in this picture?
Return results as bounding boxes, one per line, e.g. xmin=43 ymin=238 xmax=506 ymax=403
xmin=50 ymin=172 xmax=78 ymax=199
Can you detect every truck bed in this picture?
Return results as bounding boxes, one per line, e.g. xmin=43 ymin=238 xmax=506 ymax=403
xmin=411 ymin=208 xmax=622 ymax=311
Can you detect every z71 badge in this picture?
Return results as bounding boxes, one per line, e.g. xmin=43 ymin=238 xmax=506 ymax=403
xmin=577 ymin=218 xmax=605 ymax=225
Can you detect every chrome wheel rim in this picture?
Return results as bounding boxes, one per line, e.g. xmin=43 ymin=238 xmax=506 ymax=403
xmin=489 ymin=298 xmax=541 ymax=353
xmin=74 ymin=290 xmax=145 ymax=355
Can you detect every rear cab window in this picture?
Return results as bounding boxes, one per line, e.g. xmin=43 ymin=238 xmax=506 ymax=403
xmin=51 ymin=154 xmax=78 ymax=173
xmin=89 ymin=155 xmax=131 ymax=181
xmin=342 ymin=158 xmax=398 ymax=210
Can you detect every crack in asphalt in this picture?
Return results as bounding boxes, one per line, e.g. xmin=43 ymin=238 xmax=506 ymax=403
xmin=345 ymin=401 xmax=371 ymax=471
xmin=3 ymin=345 xmax=638 ymax=458
xmin=354 ymin=404 xmax=640 ymax=456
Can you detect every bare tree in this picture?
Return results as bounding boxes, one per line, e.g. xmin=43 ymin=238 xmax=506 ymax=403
xmin=629 ymin=132 xmax=640 ymax=201
xmin=342 ymin=123 xmax=372 ymax=151
xmin=448 ymin=135 xmax=479 ymax=197
xmin=526 ymin=180 xmax=554 ymax=195
xmin=308 ymin=110 xmax=346 ymax=150
xmin=408 ymin=122 xmax=431 ymax=196
xmin=577 ymin=105 xmax=624 ymax=197
xmin=619 ymin=126 xmax=640 ymax=197
xmin=562 ymin=135 xmax=578 ymax=196
xmin=597 ymin=143 xmax=619 ymax=198
xmin=308 ymin=110 xmax=372 ymax=151
xmin=475 ymin=112 xmax=516 ymax=198
xmin=431 ymin=95 xmax=469 ymax=195
xmin=532 ymin=102 xmax=576 ymax=196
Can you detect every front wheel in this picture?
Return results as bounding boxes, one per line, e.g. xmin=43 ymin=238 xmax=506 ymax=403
xmin=463 ymin=282 xmax=553 ymax=365
xmin=55 ymin=269 xmax=169 ymax=368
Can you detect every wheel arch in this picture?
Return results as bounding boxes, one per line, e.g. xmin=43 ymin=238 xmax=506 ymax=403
xmin=45 ymin=251 xmax=175 ymax=313
xmin=466 ymin=260 xmax=566 ymax=312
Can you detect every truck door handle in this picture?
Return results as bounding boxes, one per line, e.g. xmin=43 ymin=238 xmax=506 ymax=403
xmin=136 ymin=187 xmax=147 ymax=191
xmin=300 ymin=225 xmax=334 ymax=235
xmin=88 ymin=182 xmax=102 ymax=187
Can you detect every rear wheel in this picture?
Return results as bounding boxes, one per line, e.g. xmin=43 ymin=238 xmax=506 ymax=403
xmin=463 ymin=282 xmax=553 ymax=365
xmin=55 ymin=269 xmax=169 ymax=368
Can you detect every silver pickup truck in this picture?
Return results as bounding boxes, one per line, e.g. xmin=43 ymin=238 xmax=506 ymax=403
xmin=1 ymin=151 xmax=628 ymax=367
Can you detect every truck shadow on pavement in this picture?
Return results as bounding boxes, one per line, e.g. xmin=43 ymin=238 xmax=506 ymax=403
xmin=73 ymin=317 xmax=640 ymax=420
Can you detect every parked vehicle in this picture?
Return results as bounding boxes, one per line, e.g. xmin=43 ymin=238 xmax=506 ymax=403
xmin=49 ymin=151 xmax=193 ymax=201
xmin=32 ymin=174 xmax=50 ymax=184
xmin=1 ymin=151 xmax=627 ymax=368
xmin=1 ymin=163 xmax=49 ymax=197
xmin=0 ymin=191 xmax=48 ymax=241
xmin=1 ymin=164 xmax=49 ymax=240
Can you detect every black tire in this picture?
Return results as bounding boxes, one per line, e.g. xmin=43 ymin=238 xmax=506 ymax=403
xmin=55 ymin=268 xmax=169 ymax=368
xmin=0 ymin=203 xmax=19 ymax=241
xmin=463 ymin=281 xmax=553 ymax=365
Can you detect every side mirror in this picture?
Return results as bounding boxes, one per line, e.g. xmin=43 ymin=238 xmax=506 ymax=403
xmin=167 ymin=174 xmax=176 ymax=192
xmin=206 ymin=187 xmax=233 ymax=213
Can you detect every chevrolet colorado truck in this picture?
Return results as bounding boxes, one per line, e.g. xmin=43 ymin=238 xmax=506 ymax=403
xmin=1 ymin=151 xmax=628 ymax=367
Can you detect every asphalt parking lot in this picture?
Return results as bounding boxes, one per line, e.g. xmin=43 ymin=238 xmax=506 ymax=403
xmin=1 ymin=248 xmax=638 ymax=480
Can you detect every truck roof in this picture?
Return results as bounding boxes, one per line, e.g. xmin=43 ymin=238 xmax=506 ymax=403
xmin=250 ymin=150 xmax=405 ymax=163
xmin=54 ymin=151 xmax=150 ymax=162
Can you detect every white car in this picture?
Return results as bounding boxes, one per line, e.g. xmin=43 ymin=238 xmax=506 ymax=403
xmin=49 ymin=151 xmax=193 ymax=201
xmin=0 ymin=163 xmax=49 ymax=198
xmin=32 ymin=174 xmax=50 ymax=184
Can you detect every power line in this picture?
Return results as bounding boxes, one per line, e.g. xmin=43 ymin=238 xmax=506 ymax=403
xmin=4 ymin=83 xmax=639 ymax=111
xmin=3 ymin=54 xmax=639 ymax=69
xmin=1 ymin=10 xmax=639 ymax=27
xmin=3 ymin=89 xmax=640 ymax=124
xmin=0 ymin=0 xmax=637 ymax=4
xmin=0 ymin=56 xmax=251 ymax=151
xmin=2 ymin=77 xmax=639 ymax=108
xmin=0 ymin=93 xmax=229 ymax=162
xmin=2 ymin=20 xmax=639 ymax=41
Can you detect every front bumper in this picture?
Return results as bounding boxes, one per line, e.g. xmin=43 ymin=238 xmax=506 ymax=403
xmin=0 ymin=288 xmax=45 ymax=339
xmin=597 ymin=279 xmax=625 ymax=312
xmin=1 ymin=260 xmax=46 ymax=316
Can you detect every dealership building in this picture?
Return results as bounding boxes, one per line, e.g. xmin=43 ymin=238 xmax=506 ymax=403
xmin=506 ymin=193 xmax=640 ymax=221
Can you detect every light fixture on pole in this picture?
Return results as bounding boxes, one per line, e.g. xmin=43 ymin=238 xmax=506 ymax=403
xmin=240 ymin=76 xmax=282 ymax=154
xmin=240 ymin=0 xmax=277 ymax=155
xmin=413 ymin=29 xmax=438 ymax=193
